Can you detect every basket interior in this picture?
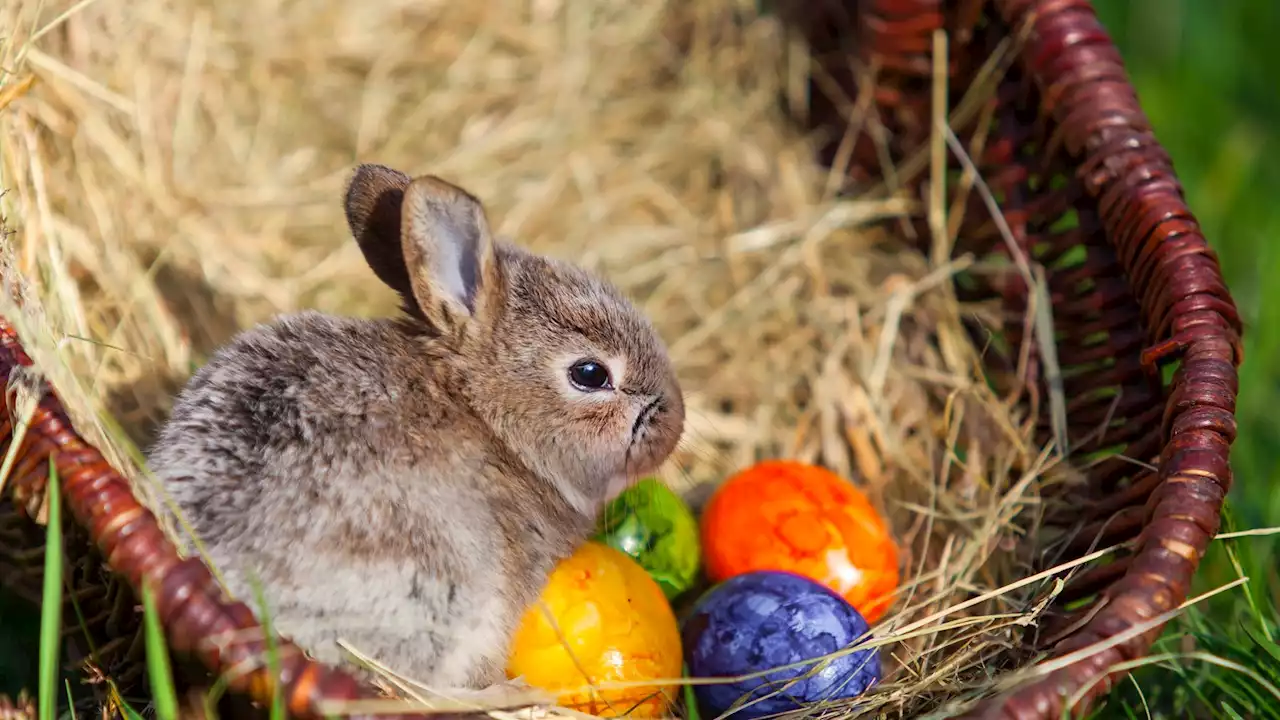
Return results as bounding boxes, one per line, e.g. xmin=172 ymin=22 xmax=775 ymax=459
xmin=0 ymin=0 xmax=1243 ymax=718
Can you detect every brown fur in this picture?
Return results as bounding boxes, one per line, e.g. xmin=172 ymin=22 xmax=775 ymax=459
xmin=146 ymin=164 xmax=685 ymax=688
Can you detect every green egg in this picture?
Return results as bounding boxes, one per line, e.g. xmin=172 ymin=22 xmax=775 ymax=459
xmin=593 ymin=477 xmax=701 ymax=600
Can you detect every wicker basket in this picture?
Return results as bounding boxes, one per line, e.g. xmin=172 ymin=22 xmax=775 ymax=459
xmin=0 ymin=0 xmax=1242 ymax=718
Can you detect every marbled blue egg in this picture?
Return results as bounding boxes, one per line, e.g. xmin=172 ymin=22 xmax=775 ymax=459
xmin=682 ymin=570 xmax=880 ymax=718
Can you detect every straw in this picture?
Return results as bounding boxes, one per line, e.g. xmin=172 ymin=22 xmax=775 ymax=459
xmin=0 ymin=0 xmax=1065 ymax=717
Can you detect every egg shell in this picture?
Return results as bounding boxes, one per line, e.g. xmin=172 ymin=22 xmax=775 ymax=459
xmin=506 ymin=541 xmax=682 ymax=718
xmin=593 ymin=477 xmax=701 ymax=600
xmin=700 ymin=459 xmax=900 ymax=623
xmin=682 ymin=570 xmax=881 ymax=719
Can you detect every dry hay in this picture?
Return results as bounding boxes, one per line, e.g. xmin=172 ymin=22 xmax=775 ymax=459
xmin=0 ymin=0 xmax=1069 ymax=717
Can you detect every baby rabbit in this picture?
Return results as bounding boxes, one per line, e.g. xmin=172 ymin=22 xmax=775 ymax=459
xmin=146 ymin=164 xmax=685 ymax=689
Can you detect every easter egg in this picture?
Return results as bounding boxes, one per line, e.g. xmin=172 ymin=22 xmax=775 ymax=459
xmin=682 ymin=570 xmax=881 ymax=719
xmin=700 ymin=460 xmax=899 ymax=623
xmin=593 ymin=477 xmax=701 ymax=600
xmin=506 ymin=541 xmax=682 ymax=717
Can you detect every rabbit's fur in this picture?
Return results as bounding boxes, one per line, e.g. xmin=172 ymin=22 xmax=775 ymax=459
xmin=146 ymin=165 xmax=685 ymax=689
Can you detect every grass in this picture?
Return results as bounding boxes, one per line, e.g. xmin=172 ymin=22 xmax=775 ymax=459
xmin=1093 ymin=0 xmax=1280 ymax=534
xmin=1086 ymin=536 xmax=1280 ymax=718
xmin=29 ymin=457 xmax=177 ymax=720
xmin=141 ymin=585 xmax=179 ymax=720
xmin=1086 ymin=0 xmax=1280 ymax=715
xmin=250 ymin=577 xmax=287 ymax=720
xmin=38 ymin=461 xmax=62 ymax=720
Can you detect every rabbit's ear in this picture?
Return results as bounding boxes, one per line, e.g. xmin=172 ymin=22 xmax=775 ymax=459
xmin=344 ymin=164 xmax=417 ymax=304
xmin=399 ymin=175 xmax=497 ymax=329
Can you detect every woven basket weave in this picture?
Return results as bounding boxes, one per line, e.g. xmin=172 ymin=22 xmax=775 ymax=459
xmin=0 ymin=0 xmax=1242 ymax=718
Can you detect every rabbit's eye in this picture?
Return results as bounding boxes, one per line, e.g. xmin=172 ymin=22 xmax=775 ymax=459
xmin=569 ymin=360 xmax=613 ymax=391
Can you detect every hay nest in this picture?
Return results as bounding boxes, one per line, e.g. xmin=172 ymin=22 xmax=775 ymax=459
xmin=0 ymin=0 xmax=1114 ymax=717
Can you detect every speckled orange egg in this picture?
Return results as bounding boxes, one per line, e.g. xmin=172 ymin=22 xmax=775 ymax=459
xmin=506 ymin=541 xmax=682 ymax=717
xmin=700 ymin=460 xmax=900 ymax=623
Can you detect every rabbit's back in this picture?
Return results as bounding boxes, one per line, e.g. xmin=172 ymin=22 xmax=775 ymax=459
xmin=151 ymin=312 xmax=452 ymax=537
xmin=146 ymin=311 xmax=536 ymax=686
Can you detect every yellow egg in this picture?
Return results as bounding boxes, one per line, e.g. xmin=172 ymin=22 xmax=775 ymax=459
xmin=507 ymin=541 xmax=682 ymax=717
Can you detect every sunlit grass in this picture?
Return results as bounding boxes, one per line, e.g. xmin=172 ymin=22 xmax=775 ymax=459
xmin=1088 ymin=0 xmax=1280 ymax=714
xmin=34 ymin=456 xmax=180 ymax=720
xmin=38 ymin=461 xmax=62 ymax=720
xmin=142 ymin=584 xmax=179 ymax=720
xmin=1091 ymin=504 xmax=1280 ymax=717
xmin=251 ymin=578 xmax=287 ymax=720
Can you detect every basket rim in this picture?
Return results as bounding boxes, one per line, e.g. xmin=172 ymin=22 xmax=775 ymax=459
xmin=0 ymin=1 xmax=1246 ymax=719
xmin=828 ymin=0 xmax=1243 ymax=717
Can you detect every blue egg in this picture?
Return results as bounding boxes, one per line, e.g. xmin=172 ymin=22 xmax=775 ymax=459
xmin=682 ymin=570 xmax=881 ymax=718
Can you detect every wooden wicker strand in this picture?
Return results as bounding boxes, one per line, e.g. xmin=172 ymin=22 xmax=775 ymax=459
xmin=0 ymin=318 xmax=481 ymax=720
xmin=960 ymin=1 xmax=1243 ymax=718
xmin=791 ymin=0 xmax=1242 ymax=716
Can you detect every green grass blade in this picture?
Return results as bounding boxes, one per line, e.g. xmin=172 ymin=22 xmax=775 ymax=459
xmin=1218 ymin=508 xmax=1275 ymax=644
xmin=105 ymin=679 xmax=146 ymax=720
xmin=119 ymin=699 xmax=147 ymax=720
xmin=202 ymin=673 xmax=230 ymax=720
xmin=1123 ymin=673 xmax=1150 ymax=720
xmin=249 ymin=577 xmax=285 ymax=720
xmin=38 ymin=458 xmax=63 ymax=720
xmin=681 ymin=663 xmax=700 ymax=720
xmin=142 ymin=583 xmax=179 ymax=720
xmin=1242 ymin=623 xmax=1280 ymax=671
xmin=64 ymin=679 xmax=76 ymax=720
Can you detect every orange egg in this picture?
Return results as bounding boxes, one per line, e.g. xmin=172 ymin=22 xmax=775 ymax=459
xmin=700 ymin=460 xmax=899 ymax=623
xmin=506 ymin=542 xmax=682 ymax=717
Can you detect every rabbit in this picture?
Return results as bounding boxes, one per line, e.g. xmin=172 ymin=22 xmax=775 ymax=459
xmin=145 ymin=164 xmax=686 ymax=692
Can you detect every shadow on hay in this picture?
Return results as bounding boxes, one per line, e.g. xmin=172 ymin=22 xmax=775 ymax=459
xmin=0 ymin=251 xmax=246 ymax=714
xmin=102 ymin=257 xmax=242 ymax=451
